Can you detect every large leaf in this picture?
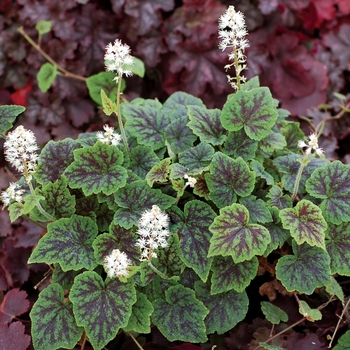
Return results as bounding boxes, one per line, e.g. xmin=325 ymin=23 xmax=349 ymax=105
xmin=276 ymin=241 xmax=330 ymax=294
xmin=171 ymin=200 xmax=216 ymax=282
xmin=0 ymin=105 xmax=25 ymax=134
xmin=70 ymin=271 xmax=136 ymax=350
xmin=220 ymin=87 xmax=278 ymax=141
xmin=208 ymin=204 xmax=271 ymax=263
xmin=179 ymin=143 xmax=215 ymax=174
xmin=64 ymin=141 xmax=128 ymax=196
xmin=28 ymin=215 xmax=98 ymax=271
xmin=279 ymin=199 xmax=327 ymax=249
xmin=195 ymin=280 xmax=248 ymax=334
xmin=206 ymin=152 xmax=255 ymax=208
xmin=30 ymin=283 xmax=83 ymax=350
xmin=306 ymin=160 xmax=350 ymax=224
xmin=152 ymin=285 xmax=208 ymax=343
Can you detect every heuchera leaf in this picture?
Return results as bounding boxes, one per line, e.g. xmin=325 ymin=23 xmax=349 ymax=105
xmin=64 ymin=141 xmax=128 ymax=196
xmin=266 ymin=185 xmax=293 ymax=210
xmin=195 ymin=280 xmax=248 ymax=334
xmin=146 ymin=158 xmax=171 ymax=187
xmin=52 ymin=264 xmax=84 ymax=291
xmin=239 ymin=195 xmax=272 ymax=224
xmin=280 ymin=122 xmax=306 ymax=153
xmin=30 ymin=283 xmax=83 ymax=350
xmin=100 ymin=89 xmax=117 ymax=116
xmin=206 ymin=153 xmax=255 ymax=208
xmin=28 ymin=215 xmax=98 ymax=271
xmin=259 ymin=131 xmax=287 ymax=155
xmin=0 ymin=289 xmax=30 ymax=323
xmin=152 ymin=284 xmax=208 ymax=343
xmin=279 ymin=199 xmax=327 ymax=249
xmin=220 ymin=87 xmax=278 ymax=141
xmin=325 ymin=276 xmax=344 ymax=302
xmin=162 ymin=91 xmax=205 ymax=117
xmin=210 ymin=256 xmax=258 ymax=294
xmin=261 ymin=301 xmax=288 ymax=324
xmin=8 ymin=202 xmax=24 ymax=223
xmin=187 ymin=106 xmax=227 ymax=145
xmin=172 ymin=200 xmax=216 ymax=282
xmin=37 ymin=62 xmax=57 ymax=93
xmin=70 ymin=271 xmax=136 ymax=350
xmin=0 ymin=105 xmax=25 ymax=134
xmin=179 ymin=143 xmax=215 ymax=174
xmin=0 ymin=322 xmax=31 ymax=350
xmin=208 ymin=203 xmax=271 ymax=263
xmin=129 ymin=145 xmax=159 ymax=178
xmin=276 ymin=241 xmax=330 ymax=294
xmin=306 ymin=160 xmax=350 ymax=224
xmin=223 ymin=129 xmax=258 ymax=161
xmin=34 ymin=138 xmax=81 ymax=185
xmin=298 ymin=300 xmax=322 ymax=321
xmin=86 ymin=72 xmax=119 ymax=105
xmin=250 ymin=160 xmax=274 ymax=186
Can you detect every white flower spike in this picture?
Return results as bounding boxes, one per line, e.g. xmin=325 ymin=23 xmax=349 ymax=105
xmin=298 ymin=133 xmax=324 ymax=156
xmin=96 ymin=124 xmax=122 ymax=146
xmin=104 ymin=249 xmax=131 ymax=278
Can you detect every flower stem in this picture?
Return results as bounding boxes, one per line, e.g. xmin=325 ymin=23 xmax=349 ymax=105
xmin=291 ymin=156 xmax=310 ymax=202
xmin=148 ymin=261 xmax=170 ymax=280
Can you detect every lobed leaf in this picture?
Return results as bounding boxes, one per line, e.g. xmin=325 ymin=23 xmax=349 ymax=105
xmin=261 ymin=301 xmax=288 ymax=325
xmin=129 ymin=145 xmax=159 ymax=178
xmin=0 ymin=105 xmax=25 ymax=134
xmin=146 ymin=158 xmax=171 ymax=187
xmin=250 ymin=160 xmax=274 ymax=186
xmin=223 ymin=129 xmax=258 ymax=161
xmin=179 ymin=143 xmax=215 ymax=174
xmin=162 ymin=91 xmax=205 ymax=117
xmin=239 ymin=195 xmax=272 ymax=224
xmin=86 ymin=72 xmax=119 ymax=105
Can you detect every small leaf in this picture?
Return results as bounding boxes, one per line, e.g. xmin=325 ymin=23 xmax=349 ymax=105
xmin=223 ymin=129 xmax=258 ymax=161
xmin=298 ymin=300 xmax=322 ymax=321
xmin=179 ymin=143 xmax=215 ymax=174
xmin=259 ymin=344 xmax=284 ymax=350
xmin=266 ymin=185 xmax=293 ymax=210
xmin=279 ymin=199 xmax=327 ymax=249
xmin=259 ymin=132 xmax=287 ymax=155
xmin=333 ymin=330 xmax=350 ymax=350
xmin=30 ymin=283 xmax=83 ymax=350
xmin=35 ymin=20 xmax=52 ymax=35
xmin=276 ymin=241 xmax=330 ymax=294
xmin=22 ymin=194 xmax=45 ymax=215
xmin=250 ymin=160 xmax=274 ymax=186
xmin=0 ymin=105 xmax=25 ymax=134
xmin=280 ymin=122 xmax=306 ymax=152
xmin=239 ymin=195 xmax=272 ymax=224
xmin=8 ymin=202 xmax=24 ymax=222
xmin=220 ymin=87 xmax=278 ymax=141
xmin=70 ymin=271 xmax=136 ymax=350
xmin=28 ymin=215 xmax=98 ymax=271
xmin=162 ymin=91 xmax=205 ymax=117
xmin=123 ymin=56 xmax=145 ymax=78
xmin=0 ymin=289 xmax=30 ymax=323
xmin=86 ymin=72 xmax=119 ymax=105
xmin=0 ymin=322 xmax=31 ymax=350
xmin=208 ymin=204 xmax=271 ymax=263
xmin=101 ymin=89 xmax=117 ymax=116
xmin=261 ymin=301 xmax=288 ymax=324
xmin=152 ymin=285 xmax=208 ymax=343
xmin=146 ymin=158 xmax=171 ymax=187
xmin=325 ymin=276 xmax=344 ymax=302
xmin=37 ymin=62 xmax=57 ymax=93
xmin=64 ymin=141 xmax=128 ymax=196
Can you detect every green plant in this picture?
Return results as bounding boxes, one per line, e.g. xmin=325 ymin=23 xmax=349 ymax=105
xmin=1 ymin=5 xmax=350 ymax=350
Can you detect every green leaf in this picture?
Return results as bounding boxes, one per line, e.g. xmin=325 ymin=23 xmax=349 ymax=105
xmin=22 ymin=194 xmax=45 ymax=215
xmin=123 ymin=56 xmax=145 ymax=78
xmin=172 ymin=201 xmax=216 ymax=281
xmin=64 ymin=141 xmax=128 ymax=196
xmin=298 ymin=300 xmax=322 ymax=321
xmin=279 ymin=199 xmax=327 ymax=249
xmin=280 ymin=122 xmax=306 ymax=152
xmin=261 ymin=301 xmax=288 ymax=324
xmin=187 ymin=106 xmax=226 ymax=145
xmin=52 ymin=264 xmax=84 ymax=290
xmin=100 ymin=89 xmax=117 ymax=116
xmin=220 ymin=87 xmax=278 ymax=141
xmin=206 ymin=153 xmax=255 ymax=208
xmin=162 ymin=91 xmax=205 ymax=117
xmin=129 ymin=145 xmax=159 ymax=178
xmin=0 ymin=105 xmax=25 ymax=134
xmin=34 ymin=138 xmax=81 ymax=185
xmin=179 ymin=143 xmax=215 ymax=174
xmin=306 ymin=161 xmax=350 ymax=224
xmin=208 ymin=204 xmax=271 ymax=263
xmin=152 ymin=285 xmax=208 ymax=343
xmin=28 ymin=215 xmax=98 ymax=271
xmin=113 ymin=180 xmax=176 ymax=229
xmin=266 ymin=185 xmax=293 ymax=210
xmin=333 ymin=330 xmax=350 ymax=350
xmin=35 ymin=20 xmax=52 ymax=35
xmin=239 ymin=195 xmax=272 ymax=224
xmin=325 ymin=276 xmax=344 ymax=302
xmin=276 ymin=241 xmax=330 ymax=294
xmin=8 ymin=202 xmax=24 ymax=222
xmin=70 ymin=271 xmax=136 ymax=350
xmin=259 ymin=344 xmax=284 ymax=350
xmin=195 ymin=280 xmax=248 ymax=334
xmin=259 ymin=132 xmax=287 ymax=154
xmin=211 ymin=256 xmax=258 ymax=294
xmin=146 ymin=158 xmax=171 ymax=187
xmin=250 ymin=160 xmax=274 ymax=186
xmin=37 ymin=62 xmax=57 ymax=93
xmin=30 ymin=283 xmax=83 ymax=350
xmin=223 ymin=129 xmax=258 ymax=161
xmin=86 ymin=72 xmax=119 ymax=105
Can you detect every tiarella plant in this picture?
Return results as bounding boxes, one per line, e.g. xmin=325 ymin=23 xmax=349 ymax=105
xmin=1 ymin=5 xmax=350 ymax=350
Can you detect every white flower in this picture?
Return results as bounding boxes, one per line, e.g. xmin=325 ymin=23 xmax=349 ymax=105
xmin=184 ymin=174 xmax=197 ymax=188
xmin=298 ymin=133 xmax=324 ymax=156
xmin=136 ymin=205 xmax=170 ymax=261
xmin=96 ymin=124 xmax=122 ymax=146
xmin=1 ymin=182 xmax=25 ymax=208
xmin=104 ymin=39 xmax=134 ymax=82
xmin=104 ymin=249 xmax=131 ymax=278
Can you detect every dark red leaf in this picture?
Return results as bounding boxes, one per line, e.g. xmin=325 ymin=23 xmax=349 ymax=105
xmin=10 ymin=82 xmax=33 ymax=106
xmin=0 ymin=288 xmax=30 ymax=323
xmin=0 ymin=322 xmax=31 ymax=350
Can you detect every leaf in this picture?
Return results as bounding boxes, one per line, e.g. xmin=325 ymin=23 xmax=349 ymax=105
xmin=223 ymin=129 xmax=258 ymax=161
xmin=146 ymin=158 xmax=171 ymax=187
xmin=211 ymin=256 xmax=258 ymax=294
xmin=100 ymin=89 xmax=117 ymax=116
xmin=179 ymin=143 xmax=215 ymax=174
xmin=152 ymin=285 xmax=208 ymax=343
xmin=113 ymin=180 xmax=176 ymax=229
xmin=30 ymin=283 xmax=83 ymax=350
xmin=35 ymin=20 xmax=52 ymax=35
xmin=0 ymin=289 xmax=30 ymax=323
xmin=70 ymin=271 xmax=136 ymax=350
xmin=306 ymin=160 xmax=350 ymax=224
xmin=333 ymin=330 xmax=350 ymax=350
xmin=172 ymin=200 xmax=216 ymax=282
xmin=86 ymin=72 xmax=119 ymax=105
xmin=259 ymin=131 xmax=287 ymax=154
xmin=220 ymin=87 xmax=278 ymax=141
xmin=187 ymin=106 xmax=226 ymax=145
xmin=208 ymin=204 xmax=271 ymax=263
xmin=239 ymin=195 xmax=272 ymax=224
xmin=266 ymin=185 xmax=293 ymax=210
xmin=259 ymin=344 xmax=284 ymax=350
xmin=195 ymin=280 xmax=248 ymax=334
xmin=261 ymin=301 xmax=288 ymax=324
xmin=276 ymin=241 xmax=330 ymax=294
xmin=279 ymin=199 xmax=327 ymax=249
xmin=35 ymin=138 xmax=81 ymax=185
xmin=206 ymin=153 xmax=255 ymax=208
xmin=8 ymin=202 xmax=24 ymax=222
xmin=281 ymin=122 xmax=308 ymax=153
xmin=22 ymin=194 xmax=45 ymax=215
xmin=298 ymin=300 xmax=322 ymax=321
xmin=52 ymin=264 xmax=84 ymax=291
xmin=325 ymin=276 xmax=344 ymax=302
xmin=64 ymin=141 xmax=128 ymax=196
xmin=0 ymin=105 xmax=25 ymax=134
xmin=250 ymin=160 xmax=274 ymax=186
xmin=37 ymin=62 xmax=57 ymax=93
xmin=129 ymin=145 xmax=159 ymax=178
xmin=28 ymin=215 xmax=98 ymax=271
xmin=123 ymin=56 xmax=145 ymax=78
xmin=0 ymin=322 xmax=31 ymax=350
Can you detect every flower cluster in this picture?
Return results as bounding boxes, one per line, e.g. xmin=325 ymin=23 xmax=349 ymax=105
xmin=1 ymin=182 xmax=25 ymax=208
xmin=297 ymin=133 xmax=324 ymax=156
xmin=4 ymin=125 xmax=39 ymax=182
xmin=104 ymin=249 xmax=131 ymax=278
xmin=104 ymin=39 xmax=134 ymax=82
xmin=135 ymin=205 xmax=170 ymax=261
xmin=96 ymin=125 xmax=122 ymax=146
xmin=184 ymin=173 xmax=197 ymax=188
xmin=218 ymin=6 xmax=249 ymax=89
